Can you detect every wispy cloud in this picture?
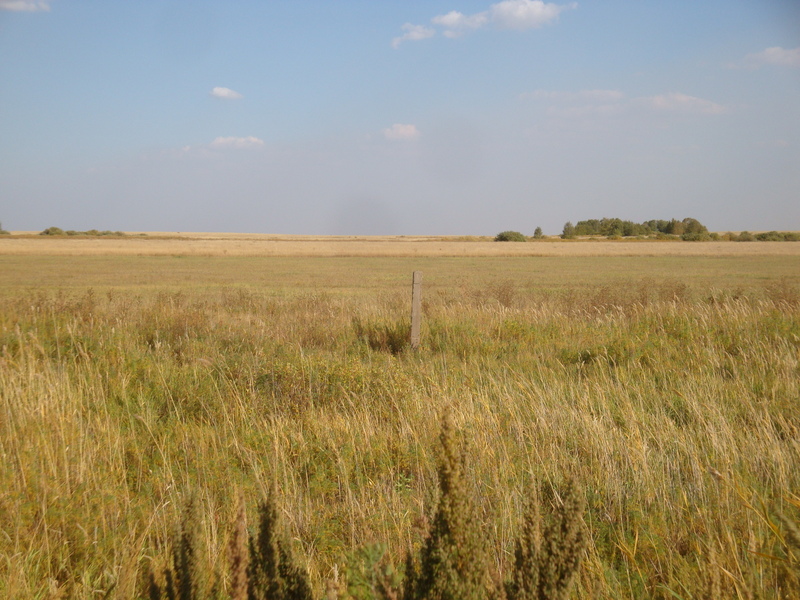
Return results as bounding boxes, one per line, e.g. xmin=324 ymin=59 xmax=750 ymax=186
xmin=210 ymin=87 xmax=243 ymax=100
xmin=209 ymin=136 xmax=264 ymax=149
xmin=524 ymin=89 xmax=624 ymax=102
xmin=395 ymin=1 xmax=576 ymax=46
xmin=383 ymin=124 xmax=421 ymax=141
xmin=638 ymin=92 xmax=727 ymax=115
xmin=528 ymin=89 xmax=728 ymax=117
xmin=392 ymin=23 xmax=436 ymax=49
xmin=0 ymin=0 xmax=50 ymax=11
xmin=738 ymin=46 xmax=800 ymax=69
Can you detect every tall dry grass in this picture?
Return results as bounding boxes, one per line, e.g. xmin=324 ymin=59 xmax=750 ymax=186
xmin=0 ymin=278 xmax=799 ymax=598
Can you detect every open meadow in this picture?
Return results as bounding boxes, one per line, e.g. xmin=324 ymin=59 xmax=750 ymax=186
xmin=1 ymin=236 xmax=799 ymax=599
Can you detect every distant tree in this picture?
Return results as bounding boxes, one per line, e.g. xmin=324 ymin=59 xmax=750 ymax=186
xmin=665 ymin=219 xmax=685 ymax=236
xmin=574 ymin=220 xmax=600 ymax=236
xmin=561 ymin=222 xmax=576 ymax=239
xmin=681 ymin=218 xmax=708 ymax=235
xmin=599 ymin=218 xmax=624 ymax=237
xmin=495 ymin=231 xmax=528 ymax=242
xmin=532 ymin=227 xmax=544 ymax=239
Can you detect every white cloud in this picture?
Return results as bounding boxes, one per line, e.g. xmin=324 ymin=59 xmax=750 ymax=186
xmin=488 ymin=0 xmax=577 ymax=30
xmin=639 ymin=92 xmax=727 ymax=115
xmin=0 ymin=0 xmax=50 ymax=11
xmin=742 ymin=46 xmax=800 ymax=69
xmin=432 ymin=10 xmax=488 ymax=37
xmin=209 ymin=136 xmax=264 ymax=149
xmin=210 ymin=87 xmax=243 ymax=100
xmin=395 ymin=1 xmax=574 ymax=46
xmin=383 ymin=124 xmax=421 ymax=141
xmin=392 ymin=23 xmax=435 ymax=49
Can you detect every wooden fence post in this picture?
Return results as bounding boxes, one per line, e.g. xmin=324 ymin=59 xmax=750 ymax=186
xmin=410 ymin=271 xmax=422 ymax=350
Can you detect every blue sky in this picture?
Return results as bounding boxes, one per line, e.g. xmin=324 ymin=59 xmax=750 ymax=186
xmin=1 ymin=0 xmax=798 ymax=235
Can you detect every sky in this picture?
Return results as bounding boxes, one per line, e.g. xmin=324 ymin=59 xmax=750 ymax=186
xmin=1 ymin=0 xmax=799 ymax=235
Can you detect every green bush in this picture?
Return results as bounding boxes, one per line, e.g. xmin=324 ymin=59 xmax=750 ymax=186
xmin=0 ymin=221 xmax=9 ymax=235
xmin=756 ymin=231 xmax=786 ymax=242
xmin=734 ymin=231 xmax=755 ymax=242
xmin=681 ymin=231 xmax=711 ymax=241
xmin=40 ymin=226 xmax=65 ymax=236
xmin=495 ymin=231 xmax=528 ymax=242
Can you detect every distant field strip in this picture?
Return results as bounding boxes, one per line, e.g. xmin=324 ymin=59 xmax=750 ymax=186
xmin=2 ymin=235 xmax=800 ymax=257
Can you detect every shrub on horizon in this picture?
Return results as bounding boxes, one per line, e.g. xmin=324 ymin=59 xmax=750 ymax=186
xmin=681 ymin=231 xmax=712 ymax=241
xmin=495 ymin=231 xmax=528 ymax=242
xmin=40 ymin=226 xmax=65 ymax=236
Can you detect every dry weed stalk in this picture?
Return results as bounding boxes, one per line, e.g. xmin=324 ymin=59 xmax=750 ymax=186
xmin=229 ymin=492 xmax=249 ymax=600
xmin=148 ymin=495 xmax=206 ymax=600
xmin=247 ymin=493 xmax=312 ymax=600
xmin=505 ymin=480 xmax=587 ymax=600
xmin=403 ymin=416 xmax=491 ymax=600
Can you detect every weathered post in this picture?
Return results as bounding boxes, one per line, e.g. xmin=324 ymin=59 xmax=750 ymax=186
xmin=410 ymin=271 xmax=422 ymax=350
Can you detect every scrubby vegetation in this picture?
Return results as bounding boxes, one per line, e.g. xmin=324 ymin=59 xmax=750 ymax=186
xmin=495 ymin=231 xmax=528 ymax=242
xmin=1 ymin=263 xmax=799 ymax=598
xmin=39 ymin=226 xmax=127 ymax=236
xmin=729 ymin=231 xmax=800 ymax=242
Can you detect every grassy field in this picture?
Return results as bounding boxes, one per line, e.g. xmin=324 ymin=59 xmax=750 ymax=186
xmin=1 ymin=240 xmax=799 ymax=599
xmin=3 ymin=233 xmax=800 ymax=257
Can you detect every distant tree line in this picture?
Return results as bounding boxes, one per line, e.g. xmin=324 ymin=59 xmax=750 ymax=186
xmin=39 ymin=227 xmax=127 ymax=237
xmin=561 ymin=217 xmax=709 ymax=240
xmin=731 ymin=230 xmax=800 ymax=242
xmin=559 ymin=218 xmax=798 ymax=242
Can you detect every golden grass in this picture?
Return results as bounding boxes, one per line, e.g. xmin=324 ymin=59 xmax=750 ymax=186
xmin=1 ymin=248 xmax=798 ymax=599
xmin=2 ymin=233 xmax=800 ymax=257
